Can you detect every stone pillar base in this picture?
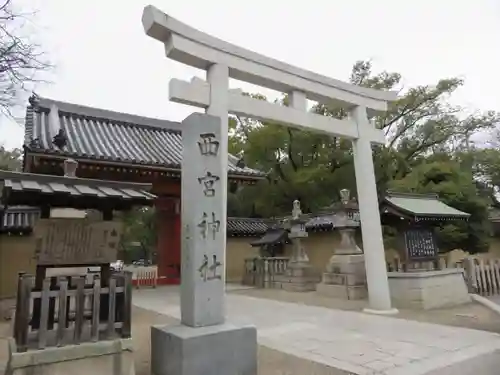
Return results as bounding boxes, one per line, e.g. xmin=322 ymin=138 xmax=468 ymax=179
xmin=316 ymin=283 xmax=367 ymax=300
xmin=273 ymin=263 xmax=320 ymax=292
xmin=317 ymin=254 xmax=367 ymax=300
xmin=6 ymin=338 xmax=135 ymax=375
xmin=151 ymin=323 xmax=257 ymax=375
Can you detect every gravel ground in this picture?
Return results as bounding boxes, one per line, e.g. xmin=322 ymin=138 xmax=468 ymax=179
xmin=0 ymin=306 xmax=347 ymax=375
xmin=0 ymin=320 xmax=8 ymax=375
xmin=2 ymin=291 xmax=500 ymax=375
xmin=132 ymin=306 xmax=350 ymax=375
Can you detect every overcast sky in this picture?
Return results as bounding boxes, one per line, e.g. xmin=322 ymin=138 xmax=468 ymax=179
xmin=0 ymin=0 xmax=499 ymax=150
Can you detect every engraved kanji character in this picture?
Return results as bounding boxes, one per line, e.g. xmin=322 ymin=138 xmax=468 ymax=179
xmin=197 ymin=172 xmax=220 ymax=197
xmin=197 ymin=212 xmax=221 ymax=240
xmin=198 ymin=254 xmax=209 ymax=281
xmin=197 ymin=133 xmax=219 ymax=156
xmin=207 ymin=255 xmax=223 ymax=281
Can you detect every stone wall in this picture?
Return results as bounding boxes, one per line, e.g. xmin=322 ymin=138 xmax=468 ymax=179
xmin=0 ymin=236 xmax=36 ymax=300
xmin=488 ymin=237 xmax=500 ymax=257
xmin=226 ymin=237 xmax=260 ymax=282
xmin=226 ymin=231 xmax=356 ymax=283
xmin=300 ymin=232 xmax=343 ymax=272
xmin=388 ymin=268 xmax=471 ymax=310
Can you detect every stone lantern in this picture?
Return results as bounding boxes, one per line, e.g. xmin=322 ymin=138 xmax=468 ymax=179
xmin=329 ymin=189 xmax=362 ymax=258
xmin=316 ymin=189 xmax=367 ymax=300
xmin=283 ymin=199 xmax=309 ymax=264
xmin=273 ymin=200 xmax=320 ymax=292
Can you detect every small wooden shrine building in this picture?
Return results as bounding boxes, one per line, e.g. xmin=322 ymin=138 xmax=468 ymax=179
xmin=381 ymin=191 xmax=470 ymax=265
xmin=0 ymin=160 xmax=157 ymax=351
xmin=0 ymin=163 xmax=157 ymax=291
xmin=19 ymin=95 xmax=266 ymax=284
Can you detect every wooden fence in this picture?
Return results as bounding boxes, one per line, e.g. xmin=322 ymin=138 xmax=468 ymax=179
xmin=123 ymin=265 xmax=158 ymax=289
xmin=134 ymin=267 xmax=157 ymax=289
xmin=385 ymin=257 xmax=462 ymax=272
xmin=243 ymin=257 xmax=289 ymax=288
xmin=13 ymin=271 xmax=132 ymax=352
xmin=462 ymin=257 xmax=500 ymax=296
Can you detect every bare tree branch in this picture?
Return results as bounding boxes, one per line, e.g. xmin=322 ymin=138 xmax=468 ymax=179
xmin=0 ymin=0 xmax=52 ymax=118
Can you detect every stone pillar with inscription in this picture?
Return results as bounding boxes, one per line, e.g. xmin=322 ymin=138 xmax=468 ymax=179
xmin=151 ymin=113 xmax=257 ymax=375
xmin=316 ymin=189 xmax=368 ymax=300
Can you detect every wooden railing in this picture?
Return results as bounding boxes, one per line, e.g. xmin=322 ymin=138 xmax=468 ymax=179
xmin=243 ymin=257 xmax=289 ymax=288
xmin=462 ymin=258 xmax=500 ymax=296
xmin=134 ymin=267 xmax=158 ymax=289
xmin=123 ymin=265 xmax=158 ymax=289
xmin=386 ymin=257 xmax=462 ymax=272
xmin=13 ymin=271 xmax=132 ymax=352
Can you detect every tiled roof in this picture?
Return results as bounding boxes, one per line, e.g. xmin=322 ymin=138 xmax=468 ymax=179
xmin=0 ymin=170 xmax=156 ymax=209
xmin=0 ymin=211 xmax=337 ymax=237
xmin=0 ymin=211 xmax=273 ymax=237
xmin=227 ymin=218 xmax=277 ymax=236
xmin=249 ymin=229 xmax=288 ymax=247
xmin=24 ymin=95 xmax=265 ymax=180
xmin=384 ymin=191 xmax=470 ymax=220
xmin=1 ymin=206 xmax=40 ymax=233
xmin=226 ymin=214 xmax=354 ymax=236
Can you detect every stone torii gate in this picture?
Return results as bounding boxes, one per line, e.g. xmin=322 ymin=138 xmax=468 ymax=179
xmin=142 ymin=6 xmax=398 ymax=314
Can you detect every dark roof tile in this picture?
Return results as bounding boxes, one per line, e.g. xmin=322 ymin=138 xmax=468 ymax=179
xmin=24 ymin=96 xmax=265 ymax=179
xmin=0 ymin=170 xmax=156 ymax=210
xmin=227 ymin=217 xmax=275 ymax=236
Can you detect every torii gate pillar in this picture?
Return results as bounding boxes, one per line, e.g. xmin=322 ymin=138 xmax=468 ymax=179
xmin=351 ymin=106 xmax=394 ymax=313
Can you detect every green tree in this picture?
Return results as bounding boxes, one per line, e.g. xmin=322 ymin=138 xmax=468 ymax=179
xmin=228 ymin=60 xmax=498 ymax=219
xmin=119 ymin=207 xmax=157 ymax=262
xmin=471 ymin=148 xmax=500 ymax=207
xmin=0 ymin=145 xmax=22 ymax=170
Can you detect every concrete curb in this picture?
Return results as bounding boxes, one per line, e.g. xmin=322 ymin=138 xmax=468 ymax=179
xmin=470 ymin=294 xmax=500 ymax=315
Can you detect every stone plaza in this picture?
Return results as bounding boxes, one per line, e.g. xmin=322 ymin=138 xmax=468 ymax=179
xmin=135 ymin=286 xmax=500 ymax=375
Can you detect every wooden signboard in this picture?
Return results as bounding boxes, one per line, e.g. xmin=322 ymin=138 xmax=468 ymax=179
xmin=33 ymin=218 xmax=123 ymax=266
xmin=403 ymin=228 xmax=438 ymax=261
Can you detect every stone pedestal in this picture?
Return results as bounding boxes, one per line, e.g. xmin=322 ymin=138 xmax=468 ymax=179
xmin=316 ymin=254 xmax=367 ymax=300
xmin=388 ymin=268 xmax=471 ymax=310
xmin=6 ymin=338 xmax=135 ymax=375
xmin=273 ymin=262 xmax=320 ymax=292
xmin=151 ymin=324 xmax=257 ymax=375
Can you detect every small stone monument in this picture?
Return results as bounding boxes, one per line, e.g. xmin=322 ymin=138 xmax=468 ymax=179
xmin=273 ymin=200 xmax=320 ymax=291
xmin=316 ymin=189 xmax=368 ymax=300
xmin=151 ymin=113 xmax=257 ymax=375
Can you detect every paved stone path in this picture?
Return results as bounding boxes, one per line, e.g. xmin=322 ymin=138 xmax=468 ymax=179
xmin=133 ymin=287 xmax=500 ymax=375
